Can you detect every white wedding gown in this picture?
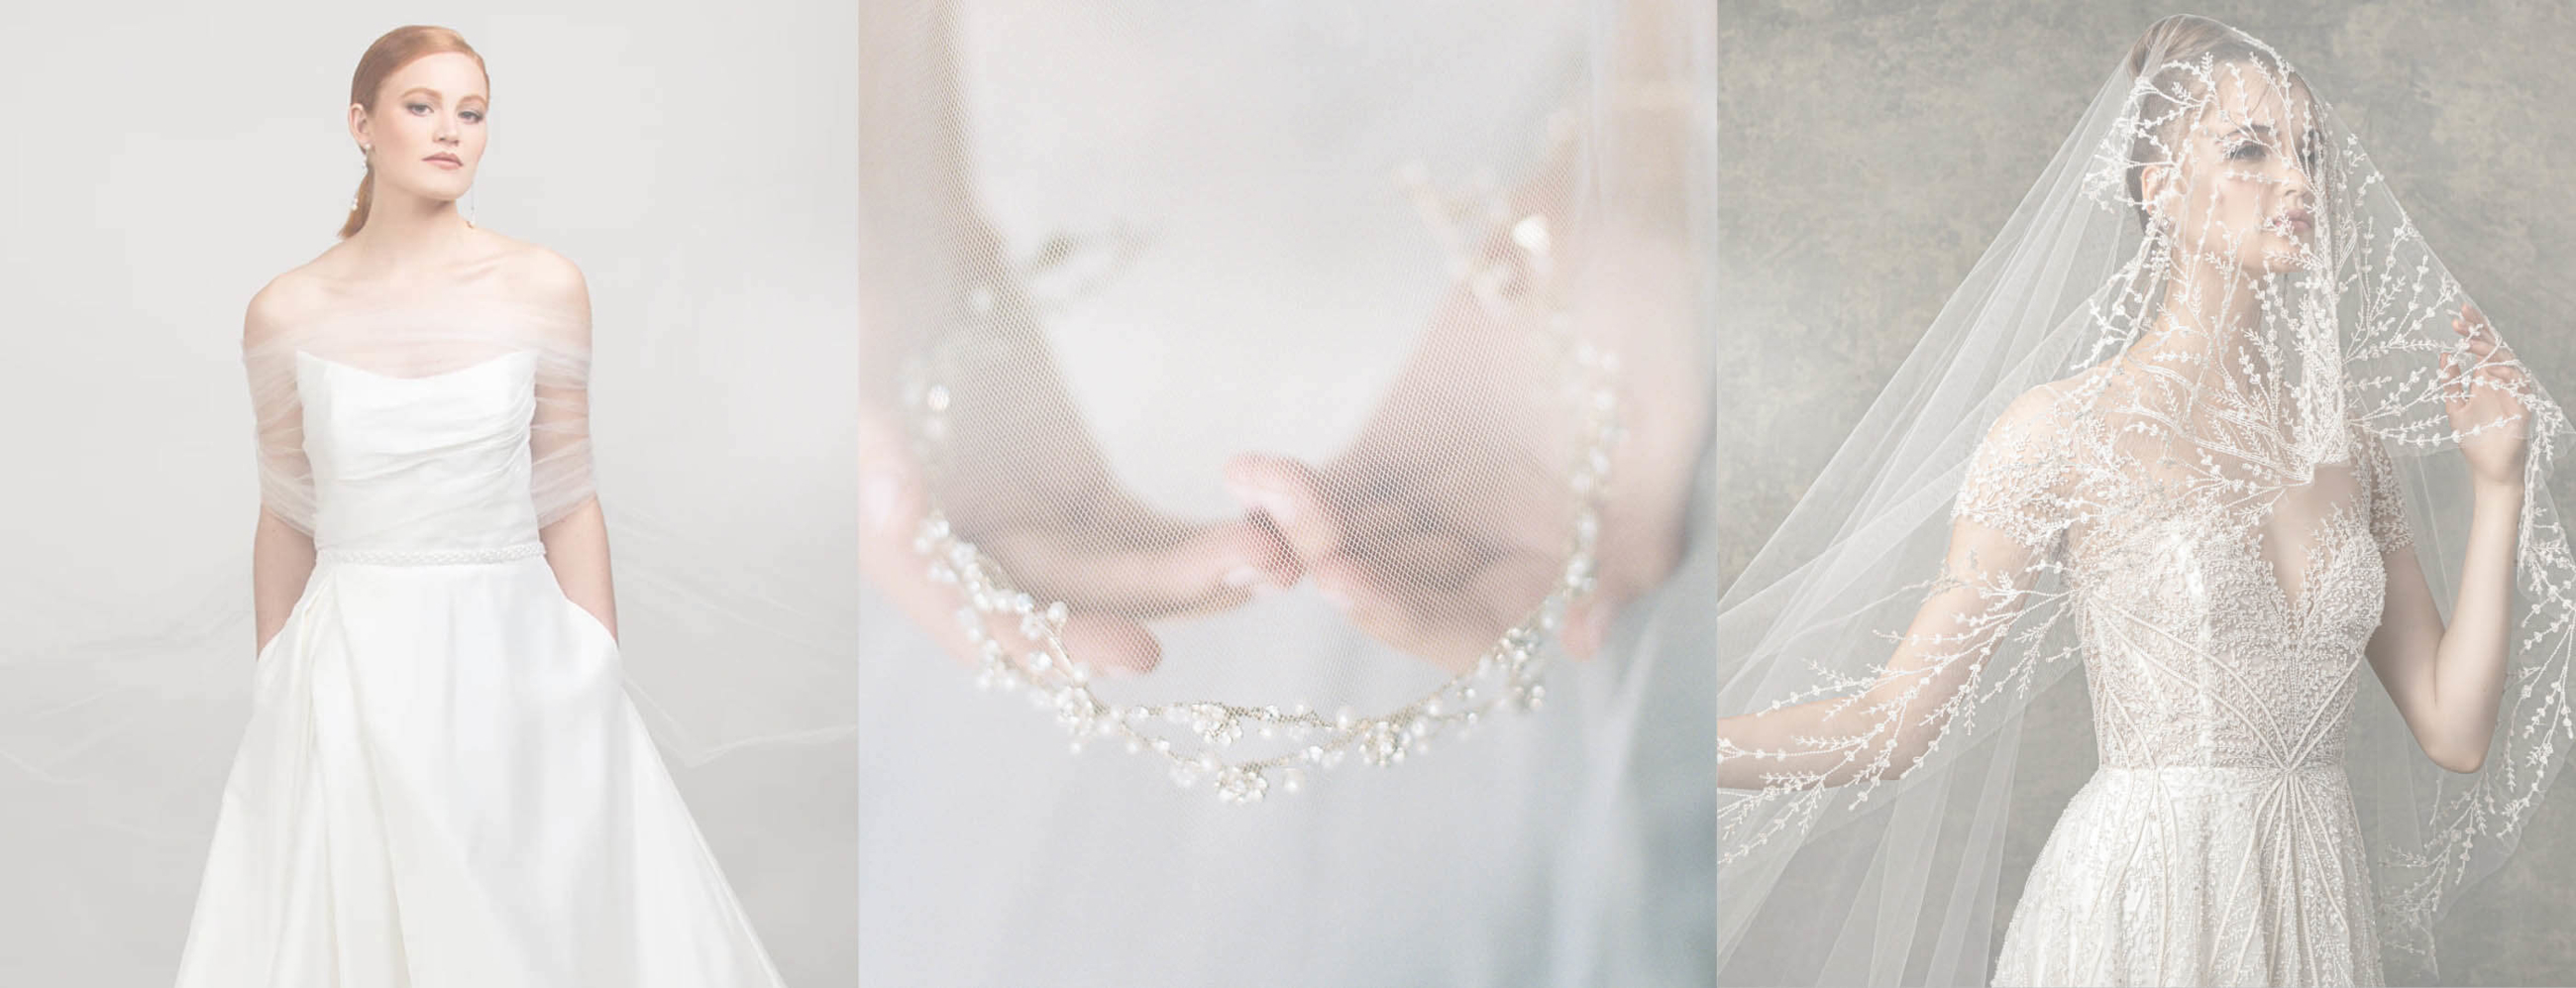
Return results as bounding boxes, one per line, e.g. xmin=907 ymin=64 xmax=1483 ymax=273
xmin=170 ymin=350 xmax=784 ymax=987
xmin=1978 ymin=404 xmax=2406 ymax=987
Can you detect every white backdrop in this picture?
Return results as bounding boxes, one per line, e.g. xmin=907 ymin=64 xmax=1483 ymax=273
xmin=0 ymin=5 xmax=856 ymax=985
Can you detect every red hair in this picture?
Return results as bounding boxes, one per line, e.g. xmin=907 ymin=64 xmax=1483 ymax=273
xmin=342 ymin=26 xmax=488 ymax=239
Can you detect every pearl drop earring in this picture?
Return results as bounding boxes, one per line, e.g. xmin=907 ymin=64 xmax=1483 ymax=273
xmin=353 ymin=146 xmax=372 ymax=211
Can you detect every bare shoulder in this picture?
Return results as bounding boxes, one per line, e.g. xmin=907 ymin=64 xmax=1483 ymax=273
xmin=243 ymin=259 xmax=336 ymax=348
xmin=455 ymin=230 xmax=591 ymax=349
xmin=482 ymin=231 xmax=590 ymax=313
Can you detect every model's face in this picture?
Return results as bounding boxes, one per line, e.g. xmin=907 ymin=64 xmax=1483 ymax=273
xmin=2154 ymin=61 xmax=2320 ymax=278
xmin=351 ymin=52 xmax=488 ymax=206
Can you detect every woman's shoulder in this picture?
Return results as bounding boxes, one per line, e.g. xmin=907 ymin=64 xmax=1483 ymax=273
xmin=1956 ymin=376 xmax=2088 ymax=544
xmin=2343 ymin=410 xmax=2404 ymax=476
xmin=479 ymin=230 xmax=590 ymax=307
xmin=457 ymin=230 xmax=591 ymax=343
xmin=1986 ymin=356 xmax=2127 ymax=445
xmin=246 ymin=231 xmax=591 ymax=347
xmin=243 ymin=258 xmax=339 ymax=348
xmin=1986 ymin=369 xmax=2098 ymax=445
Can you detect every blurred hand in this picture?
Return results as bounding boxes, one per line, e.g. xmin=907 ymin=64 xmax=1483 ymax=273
xmin=861 ymin=399 xmax=1297 ymax=677
xmin=856 ymin=2 xmax=1303 ymax=678
xmin=1223 ymin=145 xmax=1705 ymax=671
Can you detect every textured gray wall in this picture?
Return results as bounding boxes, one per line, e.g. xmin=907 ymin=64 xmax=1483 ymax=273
xmin=1720 ymin=1 xmax=2576 ymax=983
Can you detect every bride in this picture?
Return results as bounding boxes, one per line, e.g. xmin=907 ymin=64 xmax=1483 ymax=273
xmin=170 ymin=26 xmax=784 ymax=985
xmin=1719 ymin=15 xmax=2573 ymax=987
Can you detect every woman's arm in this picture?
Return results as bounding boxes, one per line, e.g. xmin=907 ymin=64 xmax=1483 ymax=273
xmin=2363 ymin=303 xmax=2527 ymax=774
xmin=1722 ymin=383 xmax=2071 ymax=792
xmin=543 ymin=495 xmax=617 ymax=640
xmin=517 ymin=246 xmax=615 ymax=639
xmin=1720 ymin=517 xmax=2047 ymax=791
xmin=2364 ymin=484 xmax=2518 ymax=774
xmin=251 ymin=506 xmax=316 ymax=655
xmin=244 ymin=274 xmax=316 ymax=657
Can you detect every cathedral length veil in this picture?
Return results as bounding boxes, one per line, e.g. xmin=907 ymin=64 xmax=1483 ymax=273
xmin=1719 ymin=15 xmax=2575 ymax=987
xmin=859 ymin=0 xmax=1713 ymax=983
xmin=0 ymin=12 xmax=856 ymax=983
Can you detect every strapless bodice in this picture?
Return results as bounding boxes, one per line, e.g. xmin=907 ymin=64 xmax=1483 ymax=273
xmin=296 ymin=350 xmax=543 ymax=559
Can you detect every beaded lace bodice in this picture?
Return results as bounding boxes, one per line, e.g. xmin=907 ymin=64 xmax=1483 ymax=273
xmin=1719 ymin=21 xmax=2576 ymax=987
xmin=1959 ymin=372 xmax=2417 ymax=984
xmin=1956 ymin=367 xmax=2414 ymax=774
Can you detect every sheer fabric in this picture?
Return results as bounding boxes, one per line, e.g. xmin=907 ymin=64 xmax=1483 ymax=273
xmin=0 ymin=9 xmax=857 ymax=982
xmin=246 ymin=299 xmax=597 ymax=540
xmin=1720 ymin=16 xmax=2574 ymax=987
xmin=178 ymin=334 xmax=783 ymax=986
xmin=860 ymin=0 xmax=1714 ymax=983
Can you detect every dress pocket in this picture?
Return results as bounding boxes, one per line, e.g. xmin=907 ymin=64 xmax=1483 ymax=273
xmin=253 ymin=591 xmax=313 ymax=671
xmin=560 ymin=593 xmax=620 ymax=652
xmin=253 ymin=628 xmax=285 ymax=669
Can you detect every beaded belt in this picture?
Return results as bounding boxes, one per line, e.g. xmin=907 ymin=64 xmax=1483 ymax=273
xmin=315 ymin=541 xmax=547 ymax=566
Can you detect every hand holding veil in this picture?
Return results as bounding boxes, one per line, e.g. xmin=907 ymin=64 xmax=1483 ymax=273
xmin=858 ymin=1 xmax=1715 ymax=982
xmin=862 ymin=0 xmax=1711 ymax=805
xmin=1223 ymin=112 xmax=1707 ymax=669
xmin=1720 ymin=16 xmax=2574 ymax=986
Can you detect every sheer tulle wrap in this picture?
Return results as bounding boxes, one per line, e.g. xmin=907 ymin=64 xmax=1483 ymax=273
xmin=246 ymin=301 xmax=597 ymax=540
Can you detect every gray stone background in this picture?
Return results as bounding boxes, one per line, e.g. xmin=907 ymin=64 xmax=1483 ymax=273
xmin=1719 ymin=1 xmax=2576 ymax=983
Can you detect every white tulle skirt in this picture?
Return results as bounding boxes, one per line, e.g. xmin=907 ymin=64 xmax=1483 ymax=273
xmin=170 ymin=551 xmax=784 ymax=987
xmin=1990 ymin=763 xmax=2383 ymax=987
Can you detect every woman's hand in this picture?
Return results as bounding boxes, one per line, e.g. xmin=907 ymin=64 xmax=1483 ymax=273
xmin=861 ymin=400 xmax=1298 ymax=678
xmin=2441 ymin=301 xmax=2531 ymax=489
xmin=1223 ymin=152 xmax=1704 ymax=672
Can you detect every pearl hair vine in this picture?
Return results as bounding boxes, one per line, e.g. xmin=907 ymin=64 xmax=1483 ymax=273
xmin=901 ymin=135 xmax=1623 ymax=803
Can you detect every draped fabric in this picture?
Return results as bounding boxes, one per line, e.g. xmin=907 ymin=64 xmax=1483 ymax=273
xmin=177 ymin=342 xmax=784 ymax=986
xmin=859 ymin=0 xmax=1716 ymax=983
xmin=0 ymin=7 xmax=857 ymax=983
xmin=246 ymin=295 xmax=597 ymax=540
xmin=1720 ymin=16 xmax=2576 ymax=986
